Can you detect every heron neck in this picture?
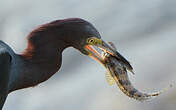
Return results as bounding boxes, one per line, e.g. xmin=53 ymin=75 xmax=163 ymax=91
xmin=8 ymin=40 xmax=68 ymax=92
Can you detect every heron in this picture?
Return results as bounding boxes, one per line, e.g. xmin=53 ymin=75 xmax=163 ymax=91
xmin=0 ymin=18 xmax=132 ymax=109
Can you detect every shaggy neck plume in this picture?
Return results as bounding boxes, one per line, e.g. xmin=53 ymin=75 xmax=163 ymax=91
xmin=8 ymin=19 xmax=73 ymax=92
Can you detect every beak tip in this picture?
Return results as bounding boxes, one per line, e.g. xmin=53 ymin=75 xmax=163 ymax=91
xmin=130 ymin=70 xmax=135 ymax=75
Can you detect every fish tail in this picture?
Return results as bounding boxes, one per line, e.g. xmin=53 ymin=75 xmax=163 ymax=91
xmin=122 ymin=83 xmax=172 ymax=101
xmin=150 ymin=84 xmax=173 ymax=97
xmin=112 ymin=73 xmax=161 ymax=101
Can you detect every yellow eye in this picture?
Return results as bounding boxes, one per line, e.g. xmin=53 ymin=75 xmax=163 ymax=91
xmin=88 ymin=38 xmax=95 ymax=44
xmin=89 ymin=39 xmax=94 ymax=43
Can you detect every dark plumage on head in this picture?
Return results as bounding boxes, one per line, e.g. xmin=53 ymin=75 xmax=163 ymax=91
xmin=0 ymin=18 xmax=135 ymax=109
xmin=23 ymin=18 xmax=131 ymax=66
xmin=25 ymin=18 xmax=101 ymax=57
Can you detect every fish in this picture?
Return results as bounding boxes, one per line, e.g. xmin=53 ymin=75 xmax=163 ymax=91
xmin=102 ymin=42 xmax=163 ymax=101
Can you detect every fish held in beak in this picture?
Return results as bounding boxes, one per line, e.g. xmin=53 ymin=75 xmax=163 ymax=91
xmin=102 ymin=42 xmax=168 ymax=101
xmin=85 ymin=38 xmax=134 ymax=74
xmin=85 ymin=40 xmax=171 ymax=101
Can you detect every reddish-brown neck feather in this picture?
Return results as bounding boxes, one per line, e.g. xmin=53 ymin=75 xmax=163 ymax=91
xmin=9 ymin=22 xmax=69 ymax=92
xmin=8 ymin=18 xmax=90 ymax=92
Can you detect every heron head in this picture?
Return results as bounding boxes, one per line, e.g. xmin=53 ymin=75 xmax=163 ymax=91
xmin=58 ymin=18 xmax=130 ymax=67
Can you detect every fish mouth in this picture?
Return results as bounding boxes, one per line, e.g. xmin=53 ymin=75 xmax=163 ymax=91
xmin=85 ymin=44 xmax=105 ymax=65
xmin=84 ymin=39 xmax=123 ymax=63
xmin=84 ymin=39 xmax=134 ymax=74
xmin=85 ymin=39 xmax=117 ymax=65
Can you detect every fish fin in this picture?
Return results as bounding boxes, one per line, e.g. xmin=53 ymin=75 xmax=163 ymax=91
xmin=138 ymin=84 xmax=173 ymax=101
xmin=155 ymin=84 xmax=173 ymax=95
xmin=105 ymin=71 xmax=116 ymax=86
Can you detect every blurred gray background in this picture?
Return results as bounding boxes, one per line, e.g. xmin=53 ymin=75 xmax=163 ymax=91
xmin=1 ymin=0 xmax=176 ymax=110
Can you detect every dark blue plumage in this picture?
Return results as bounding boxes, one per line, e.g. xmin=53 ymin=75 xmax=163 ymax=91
xmin=0 ymin=18 xmax=128 ymax=109
xmin=0 ymin=18 xmax=102 ymax=109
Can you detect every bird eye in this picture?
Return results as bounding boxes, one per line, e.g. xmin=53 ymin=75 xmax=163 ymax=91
xmin=88 ymin=38 xmax=95 ymax=44
xmin=89 ymin=39 xmax=94 ymax=43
